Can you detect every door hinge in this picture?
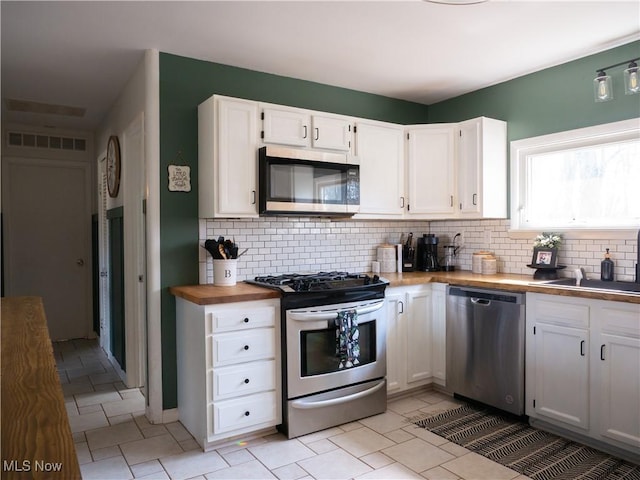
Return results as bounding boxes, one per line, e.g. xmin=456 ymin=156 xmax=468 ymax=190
xmin=533 ymin=326 xmax=536 ymax=334
xmin=459 ymin=130 xmax=462 ymax=137
xmin=407 ymin=203 xmax=410 ymax=211
xmin=353 ymin=125 xmax=357 ymax=134
xmin=261 ymin=112 xmax=264 ymax=120
xmin=407 ymin=133 xmax=410 ymax=140
xmin=533 ymin=399 xmax=536 ymax=408
xmin=261 ymin=131 xmax=264 ymax=139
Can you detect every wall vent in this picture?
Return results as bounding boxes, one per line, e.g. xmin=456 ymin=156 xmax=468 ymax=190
xmin=7 ymin=131 xmax=86 ymax=151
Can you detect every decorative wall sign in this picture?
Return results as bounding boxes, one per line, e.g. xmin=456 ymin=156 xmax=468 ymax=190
xmin=168 ymin=165 xmax=191 ymax=192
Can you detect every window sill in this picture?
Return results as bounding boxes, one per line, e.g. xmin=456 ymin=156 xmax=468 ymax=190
xmin=508 ymin=228 xmax=639 ymax=241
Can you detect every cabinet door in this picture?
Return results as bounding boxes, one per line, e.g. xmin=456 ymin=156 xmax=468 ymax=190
xmin=406 ymin=126 xmax=456 ymax=216
xmin=312 ymin=115 xmax=352 ymax=151
xmin=214 ymin=97 xmax=259 ymax=217
xmin=406 ymin=287 xmax=432 ymax=385
xmin=355 ymin=121 xmax=405 ymax=217
xmin=597 ymin=333 xmax=640 ymax=448
xmin=532 ymin=322 xmax=590 ymax=430
xmin=385 ymin=291 xmax=405 ymax=394
xmin=262 ymin=108 xmax=310 ymax=147
xmin=457 ymin=119 xmax=481 ymax=216
xmin=431 ymin=283 xmax=447 ymax=384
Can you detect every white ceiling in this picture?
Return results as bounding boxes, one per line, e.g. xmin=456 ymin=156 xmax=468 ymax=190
xmin=2 ymin=1 xmax=639 ymax=131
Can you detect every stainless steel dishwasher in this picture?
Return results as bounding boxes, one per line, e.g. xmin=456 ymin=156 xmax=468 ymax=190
xmin=446 ymin=286 xmax=526 ymax=415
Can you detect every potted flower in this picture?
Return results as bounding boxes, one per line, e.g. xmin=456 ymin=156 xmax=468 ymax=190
xmin=530 ymin=232 xmax=563 ymax=279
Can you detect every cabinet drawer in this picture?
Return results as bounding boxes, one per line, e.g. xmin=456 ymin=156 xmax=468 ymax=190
xmin=211 ymin=391 xmax=278 ymax=435
xmin=211 ymin=328 xmax=275 ymax=367
xmin=529 ymin=294 xmax=589 ymax=328
xmin=212 ymin=360 xmax=276 ymax=400
xmin=208 ymin=305 xmax=276 ymax=334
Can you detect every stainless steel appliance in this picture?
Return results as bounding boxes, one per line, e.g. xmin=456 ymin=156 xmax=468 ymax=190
xmin=247 ymin=272 xmax=388 ymax=438
xmin=258 ymin=146 xmax=360 ymax=216
xmin=446 ymin=286 xmax=526 ymax=415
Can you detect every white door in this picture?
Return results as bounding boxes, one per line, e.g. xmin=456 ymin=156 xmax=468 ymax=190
xmin=406 ymin=287 xmax=432 ymax=385
xmin=262 ymin=108 xmax=310 ymax=147
xmin=3 ymin=157 xmax=92 ymax=340
xmin=355 ymin=121 xmax=405 ymax=217
xmin=384 ymin=291 xmax=405 ymax=394
xmin=407 ymin=126 xmax=456 ymax=216
xmin=311 ymin=115 xmax=352 ymax=151
xmin=457 ymin=119 xmax=481 ymax=215
xmin=97 ymin=158 xmax=111 ymax=352
xmin=533 ymin=322 xmax=590 ymax=430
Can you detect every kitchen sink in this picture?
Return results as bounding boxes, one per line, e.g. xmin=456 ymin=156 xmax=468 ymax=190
xmin=542 ymin=278 xmax=640 ymax=293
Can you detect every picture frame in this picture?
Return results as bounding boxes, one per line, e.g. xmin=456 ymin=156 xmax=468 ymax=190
xmin=531 ymin=247 xmax=557 ymax=267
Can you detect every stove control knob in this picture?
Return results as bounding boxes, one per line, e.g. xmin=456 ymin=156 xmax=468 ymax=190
xmin=244 ymin=378 xmax=250 ymax=384
xmin=244 ymin=345 xmax=249 ymax=351
xmin=243 ymin=317 xmax=249 ymax=323
xmin=244 ymin=411 xmax=250 ymax=417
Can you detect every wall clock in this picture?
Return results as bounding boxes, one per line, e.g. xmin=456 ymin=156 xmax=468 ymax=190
xmin=107 ymin=135 xmax=121 ymax=198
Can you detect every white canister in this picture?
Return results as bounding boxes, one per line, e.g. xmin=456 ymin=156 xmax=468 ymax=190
xmin=472 ymin=251 xmax=493 ymax=274
xmin=377 ymin=245 xmax=396 ymax=273
xmin=213 ymin=259 xmax=237 ymax=286
xmin=481 ymin=256 xmax=497 ymax=275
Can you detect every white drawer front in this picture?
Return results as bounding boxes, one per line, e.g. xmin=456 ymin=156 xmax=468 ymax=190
xmin=209 ymin=305 xmax=276 ymax=333
xmin=213 ymin=360 xmax=276 ymax=400
xmin=212 ymin=328 xmax=275 ymax=367
xmin=212 ymin=391 xmax=278 ymax=434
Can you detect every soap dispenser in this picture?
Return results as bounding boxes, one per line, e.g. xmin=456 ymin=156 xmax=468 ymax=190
xmin=601 ymin=248 xmax=614 ymax=281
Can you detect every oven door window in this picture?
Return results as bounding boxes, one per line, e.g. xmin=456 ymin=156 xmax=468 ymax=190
xmin=301 ymin=321 xmax=376 ymax=376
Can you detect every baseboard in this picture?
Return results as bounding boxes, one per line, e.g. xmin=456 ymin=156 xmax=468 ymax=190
xmin=161 ymin=408 xmax=179 ymax=424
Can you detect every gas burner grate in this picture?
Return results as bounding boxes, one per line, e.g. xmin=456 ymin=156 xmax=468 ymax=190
xmin=251 ymin=271 xmax=379 ymax=292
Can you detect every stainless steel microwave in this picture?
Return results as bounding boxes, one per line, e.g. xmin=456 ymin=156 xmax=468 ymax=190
xmin=258 ymin=146 xmax=360 ymax=216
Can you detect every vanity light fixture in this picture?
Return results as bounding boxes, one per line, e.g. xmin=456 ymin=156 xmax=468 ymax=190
xmin=594 ymin=57 xmax=640 ymax=102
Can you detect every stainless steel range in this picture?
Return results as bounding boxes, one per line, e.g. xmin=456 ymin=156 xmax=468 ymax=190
xmin=247 ymin=272 xmax=388 ymax=438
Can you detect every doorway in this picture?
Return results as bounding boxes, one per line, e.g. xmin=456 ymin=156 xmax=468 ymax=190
xmin=2 ymin=156 xmax=93 ymax=340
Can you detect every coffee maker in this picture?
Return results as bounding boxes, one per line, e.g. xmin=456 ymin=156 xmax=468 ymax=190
xmin=417 ymin=234 xmax=440 ymax=271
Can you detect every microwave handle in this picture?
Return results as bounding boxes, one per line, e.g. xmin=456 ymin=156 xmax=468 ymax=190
xmin=288 ymin=300 xmax=384 ymax=322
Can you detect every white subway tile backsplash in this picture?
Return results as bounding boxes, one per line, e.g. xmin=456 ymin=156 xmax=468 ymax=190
xmin=198 ymin=216 xmax=638 ymax=284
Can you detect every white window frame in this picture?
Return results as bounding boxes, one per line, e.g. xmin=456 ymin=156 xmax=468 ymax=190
xmin=509 ymin=117 xmax=640 ymax=240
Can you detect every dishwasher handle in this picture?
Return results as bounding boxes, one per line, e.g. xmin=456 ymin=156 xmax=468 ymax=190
xmin=470 ymin=297 xmax=491 ymax=306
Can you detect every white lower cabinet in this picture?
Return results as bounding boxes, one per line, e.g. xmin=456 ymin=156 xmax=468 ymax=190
xmin=526 ymin=293 xmax=640 ymax=458
xmin=176 ymin=298 xmax=281 ymax=450
xmin=386 ymin=285 xmax=436 ymax=394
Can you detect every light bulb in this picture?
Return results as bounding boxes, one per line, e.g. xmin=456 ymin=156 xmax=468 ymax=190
xmin=624 ymin=62 xmax=640 ymax=95
xmin=594 ymin=71 xmax=613 ymax=102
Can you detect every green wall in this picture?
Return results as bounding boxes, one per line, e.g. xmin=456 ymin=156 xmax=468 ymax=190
xmin=158 ymin=53 xmax=430 ymax=409
xmin=428 ymin=41 xmax=640 ymax=140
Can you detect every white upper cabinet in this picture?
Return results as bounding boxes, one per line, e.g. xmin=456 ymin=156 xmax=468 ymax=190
xmin=406 ymin=125 xmax=456 ymax=217
xmin=354 ymin=120 xmax=405 ymax=218
xmin=262 ymin=108 xmax=311 ymax=147
xmin=261 ymin=106 xmax=352 ymax=152
xmin=198 ymin=95 xmax=259 ymax=218
xmin=457 ymin=117 xmax=507 ymax=218
xmin=312 ymin=115 xmax=352 ymax=151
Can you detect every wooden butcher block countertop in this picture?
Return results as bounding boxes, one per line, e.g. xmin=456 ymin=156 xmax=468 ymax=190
xmin=1 ymin=296 xmax=81 ymax=480
xmin=171 ymin=270 xmax=640 ymax=305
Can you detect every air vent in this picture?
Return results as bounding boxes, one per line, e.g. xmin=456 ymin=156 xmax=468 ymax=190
xmin=5 ymin=99 xmax=85 ymax=118
xmin=7 ymin=131 xmax=86 ymax=151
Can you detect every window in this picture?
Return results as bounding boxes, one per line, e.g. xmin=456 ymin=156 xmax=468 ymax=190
xmin=510 ymin=118 xmax=640 ymax=233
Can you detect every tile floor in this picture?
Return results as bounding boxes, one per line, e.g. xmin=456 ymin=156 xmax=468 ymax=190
xmin=56 ymin=339 xmax=531 ymax=480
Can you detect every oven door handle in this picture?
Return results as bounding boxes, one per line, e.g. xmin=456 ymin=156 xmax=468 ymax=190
xmin=289 ymin=379 xmax=386 ymax=410
xmin=288 ymin=300 xmax=384 ymax=322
